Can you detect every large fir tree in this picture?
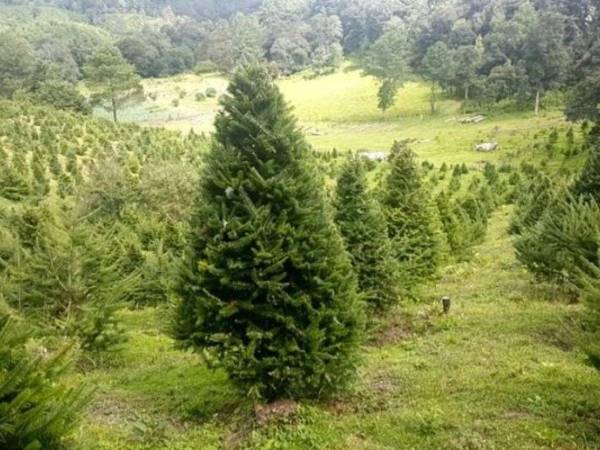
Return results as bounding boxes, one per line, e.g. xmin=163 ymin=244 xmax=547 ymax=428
xmin=334 ymin=155 xmax=401 ymax=310
xmin=380 ymin=141 xmax=444 ymax=289
xmin=174 ymin=65 xmax=363 ymax=400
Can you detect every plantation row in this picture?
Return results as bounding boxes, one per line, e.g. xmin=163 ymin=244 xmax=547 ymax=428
xmin=510 ymin=122 xmax=600 ymax=366
xmin=0 ymin=67 xmax=584 ymax=448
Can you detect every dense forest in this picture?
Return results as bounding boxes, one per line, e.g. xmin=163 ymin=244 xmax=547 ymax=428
xmin=1 ymin=0 xmax=599 ymax=117
xmin=1 ymin=0 xmax=600 ymax=449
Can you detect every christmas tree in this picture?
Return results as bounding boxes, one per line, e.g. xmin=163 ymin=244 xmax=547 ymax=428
xmin=380 ymin=141 xmax=444 ymax=289
xmin=334 ymin=155 xmax=402 ymax=310
xmin=174 ymin=65 xmax=363 ymax=400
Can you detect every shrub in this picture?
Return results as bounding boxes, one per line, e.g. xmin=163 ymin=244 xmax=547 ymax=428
xmin=173 ymin=65 xmax=363 ymax=400
xmin=205 ymin=87 xmax=217 ymax=98
xmin=195 ymin=92 xmax=206 ymax=102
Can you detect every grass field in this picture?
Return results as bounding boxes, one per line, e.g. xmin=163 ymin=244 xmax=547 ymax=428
xmin=69 ymin=206 xmax=600 ymax=449
xmin=94 ymin=67 xmax=567 ymax=166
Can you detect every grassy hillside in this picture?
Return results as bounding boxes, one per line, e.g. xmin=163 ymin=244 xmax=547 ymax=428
xmin=68 ymin=206 xmax=600 ymax=449
xmin=97 ymin=67 xmax=568 ymax=166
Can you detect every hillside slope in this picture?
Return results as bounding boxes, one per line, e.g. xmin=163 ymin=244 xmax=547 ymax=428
xmin=69 ymin=206 xmax=600 ymax=449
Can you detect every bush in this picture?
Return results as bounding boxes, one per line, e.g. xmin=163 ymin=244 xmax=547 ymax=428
xmin=0 ymin=310 xmax=88 ymax=449
xmin=173 ymin=66 xmax=363 ymax=400
xmin=195 ymin=92 xmax=206 ymax=102
xmin=205 ymin=87 xmax=218 ymax=98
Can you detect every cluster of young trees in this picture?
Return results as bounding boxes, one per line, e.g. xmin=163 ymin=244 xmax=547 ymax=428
xmin=172 ymin=64 xmax=504 ymax=400
xmin=512 ymin=122 xmax=600 ymax=365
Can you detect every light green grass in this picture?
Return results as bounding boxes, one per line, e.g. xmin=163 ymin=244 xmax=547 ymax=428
xmin=69 ymin=207 xmax=600 ymax=449
xmin=98 ymin=67 xmax=566 ymax=166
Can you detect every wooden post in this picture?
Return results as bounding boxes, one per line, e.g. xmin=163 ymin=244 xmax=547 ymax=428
xmin=442 ymin=296 xmax=451 ymax=314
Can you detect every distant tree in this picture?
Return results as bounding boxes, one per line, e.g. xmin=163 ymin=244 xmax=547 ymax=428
xmin=380 ymin=141 xmax=444 ymax=290
xmin=19 ymin=79 xmax=91 ymax=114
xmin=174 ymin=65 xmax=363 ymax=400
xmin=0 ymin=32 xmax=36 ymax=98
xmin=420 ymin=41 xmax=454 ymax=113
xmin=485 ymin=2 xmax=568 ymax=114
xmin=565 ymin=6 xmax=600 ymax=123
xmin=362 ymin=28 xmax=412 ymax=112
xmin=308 ymin=13 xmax=343 ymax=72
xmin=203 ymin=14 xmax=266 ymax=72
xmin=335 ymin=155 xmax=402 ymax=311
xmin=83 ymin=47 xmax=143 ymax=122
xmin=452 ymin=38 xmax=484 ymax=102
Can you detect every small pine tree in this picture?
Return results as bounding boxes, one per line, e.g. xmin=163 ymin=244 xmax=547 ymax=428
xmin=334 ymin=155 xmax=402 ymax=311
xmin=6 ymin=206 xmax=134 ymax=352
xmin=380 ymin=141 xmax=444 ymax=289
xmin=174 ymin=65 xmax=363 ymax=400
xmin=515 ymin=194 xmax=600 ymax=284
xmin=572 ymin=142 xmax=600 ymax=202
xmin=0 ymin=308 xmax=88 ymax=449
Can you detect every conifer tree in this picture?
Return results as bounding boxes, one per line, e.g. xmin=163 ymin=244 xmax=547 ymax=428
xmin=334 ymin=155 xmax=401 ymax=311
xmin=380 ymin=141 xmax=444 ymax=289
xmin=573 ymin=143 xmax=600 ymax=202
xmin=0 ymin=307 xmax=88 ymax=449
xmin=174 ymin=65 xmax=363 ymax=400
xmin=6 ymin=206 xmax=134 ymax=352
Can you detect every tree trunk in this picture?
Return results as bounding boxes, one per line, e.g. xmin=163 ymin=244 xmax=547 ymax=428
xmin=534 ymin=88 xmax=540 ymax=116
xmin=112 ymin=95 xmax=118 ymax=123
xmin=465 ymin=85 xmax=470 ymax=102
xmin=430 ymin=84 xmax=436 ymax=114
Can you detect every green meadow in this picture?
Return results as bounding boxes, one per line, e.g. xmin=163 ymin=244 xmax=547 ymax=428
xmin=94 ymin=67 xmax=565 ymax=166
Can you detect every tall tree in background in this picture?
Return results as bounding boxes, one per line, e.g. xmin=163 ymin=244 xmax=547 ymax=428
xmin=485 ymin=2 xmax=567 ymax=114
xmin=381 ymin=141 xmax=444 ymax=290
xmin=420 ymin=41 xmax=454 ymax=113
xmin=565 ymin=3 xmax=600 ymax=123
xmin=0 ymin=32 xmax=36 ymax=98
xmin=362 ymin=28 xmax=412 ymax=112
xmin=335 ymin=155 xmax=402 ymax=311
xmin=83 ymin=47 xmax=143 ymax=122
xmin=174 ymin=65 xmax=363 ymax=400
xmin=203 ymin=13 xmax=266 ymax=72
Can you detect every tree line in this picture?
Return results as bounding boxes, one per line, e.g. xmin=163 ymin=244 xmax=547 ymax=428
xmin=1 ymin=0 xmax=598 ymax=117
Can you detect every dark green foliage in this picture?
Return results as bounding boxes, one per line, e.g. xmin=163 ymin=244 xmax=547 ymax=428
xmin=510 ymin=173 xmax=557 ymax=235
xmin=0 ymin=309 xmax=88 ymax=449
xmin=579 ymin=262 xmax=600 ymax=368
xmin=380 ymin=141 xmax=444 ymax=289
xmin=174 ymin=65 xmax=363 ymax=400
xmin=334 ymin=155 xmax=401 ymax=311
xmin=515 ymin=194 xmax=600 ymax=284
xmin=572 ymin=143 xmax=600 ymax=203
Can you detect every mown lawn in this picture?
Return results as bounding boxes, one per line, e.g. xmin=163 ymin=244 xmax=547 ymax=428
xmin=69 ymin=206 xmax=600 ymax=449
